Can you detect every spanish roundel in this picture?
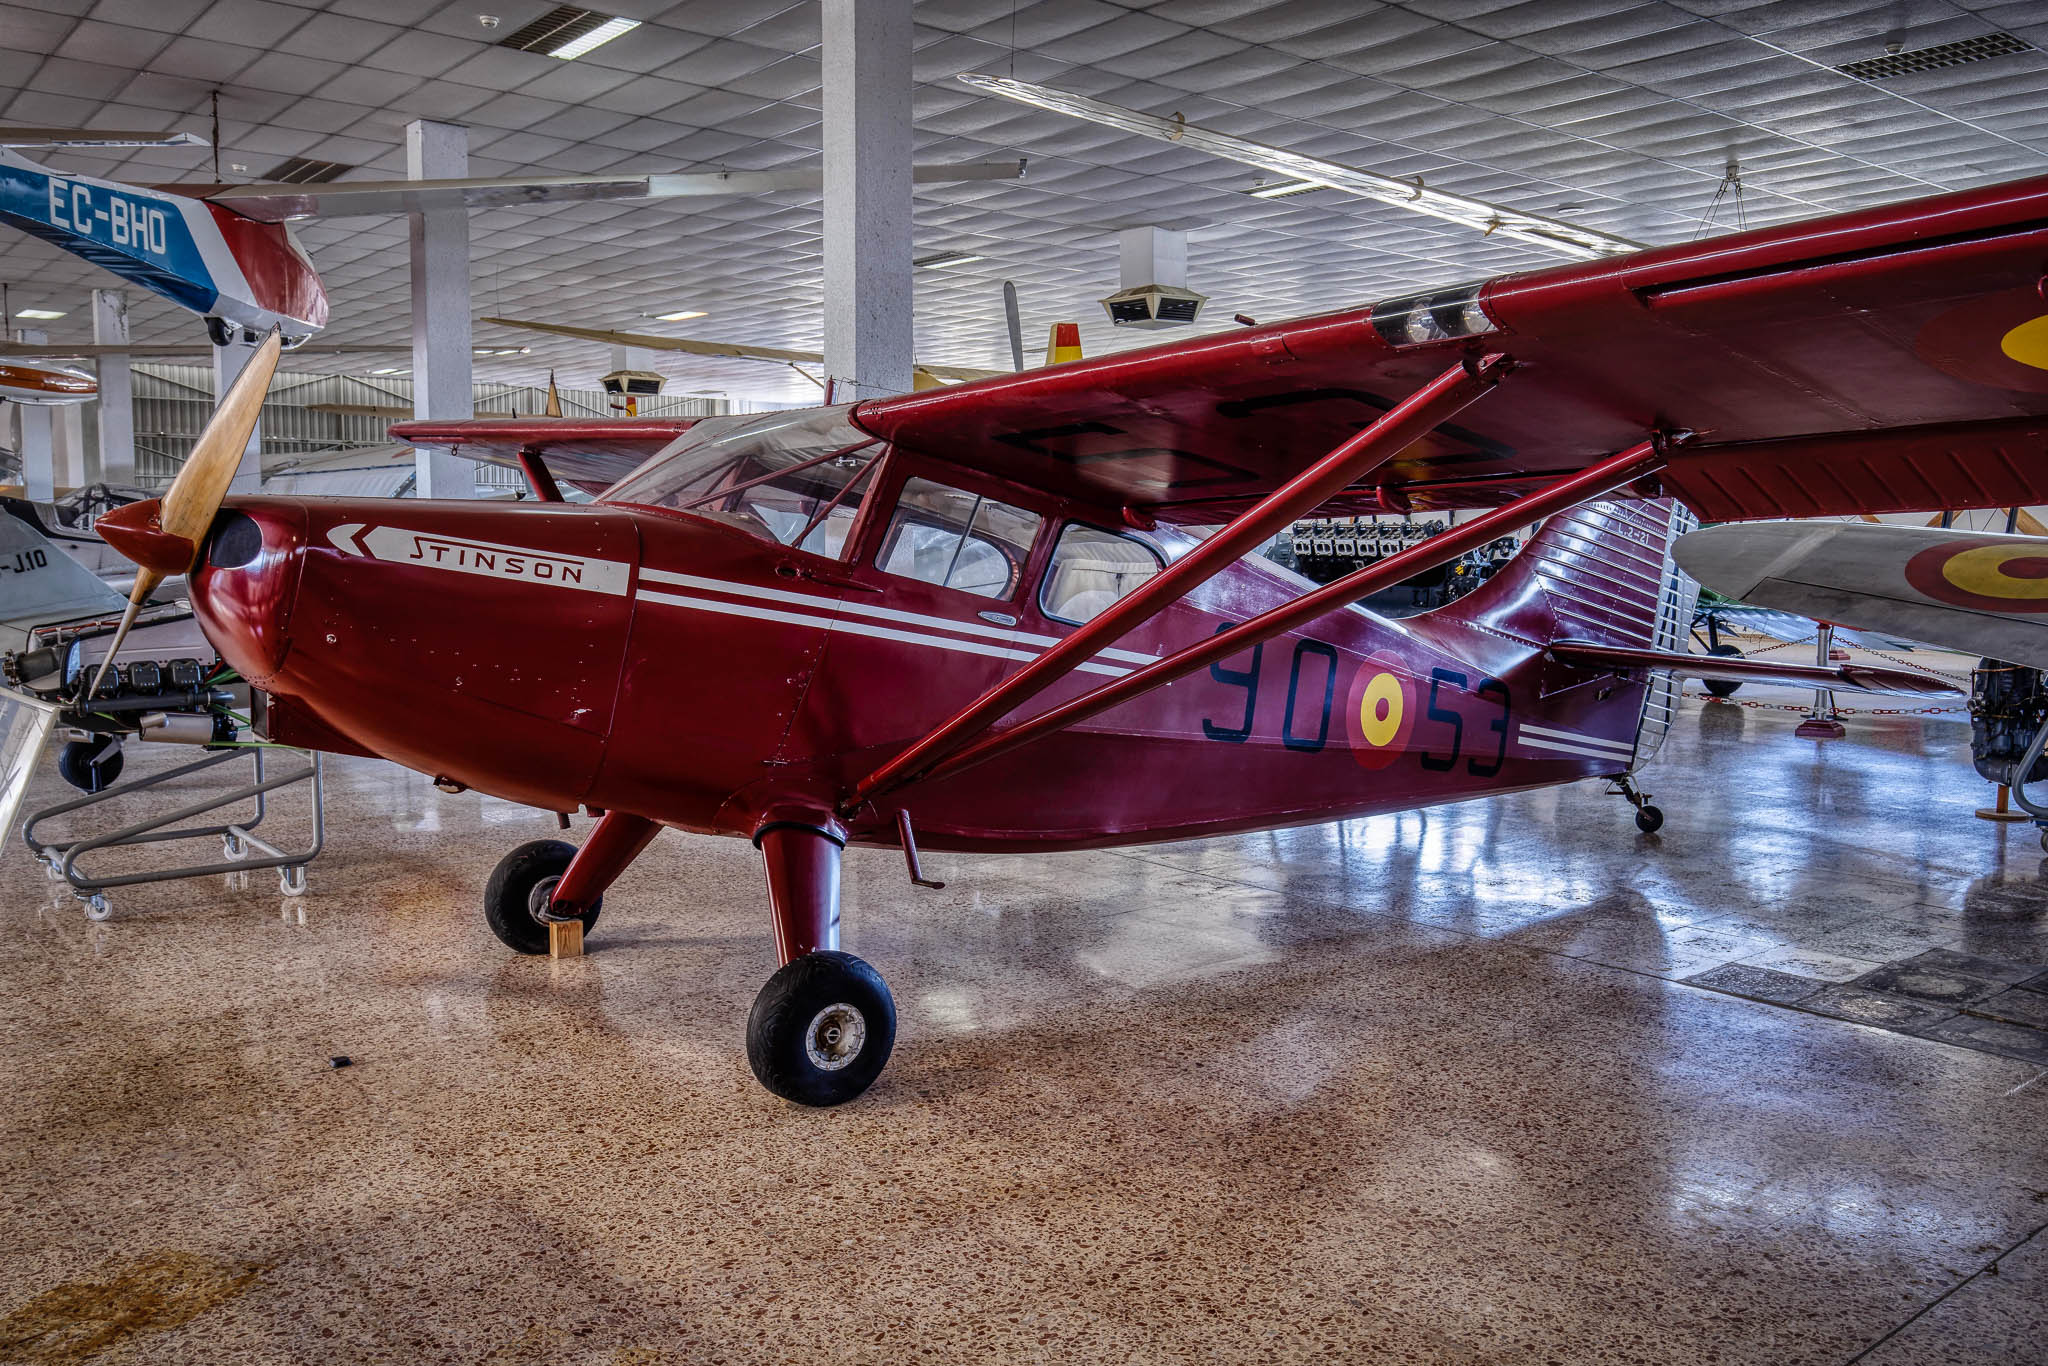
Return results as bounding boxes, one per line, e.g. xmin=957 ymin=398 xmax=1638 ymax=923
xmin=1904 ymin=538 xmax=2048 ymax=614
xmin=1346 ymin=653 xmax=1416 ymax=771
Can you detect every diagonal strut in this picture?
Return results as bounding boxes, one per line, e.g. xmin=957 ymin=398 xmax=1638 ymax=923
xmin=900 ymin=440 xmax=1666 ymax=792
xmin=841 ymin=352 xmax=1514 ymax=813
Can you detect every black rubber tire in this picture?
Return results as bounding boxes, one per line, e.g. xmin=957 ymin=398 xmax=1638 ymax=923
xmin=746 ymin=951 xmax=896 ymax=1107
xmin=57 ymin=737 xmax=123 ymax=793
xmin=483 ymin=839 xmax=600 ymax=955
xmin=1635 ymin=804 xmax=1666 ymax=834
xmin=1703 ymin=643 xmax=1744 ymax=698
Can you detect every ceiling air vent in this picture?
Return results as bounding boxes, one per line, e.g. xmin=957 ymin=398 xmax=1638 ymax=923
xmin=1836 ymin=32 xmax=2032 ymax=81
xmin=498 ymin=6 xmax=628 ymax=55
xmin=261 ymin=157 xmax=353 ymax=184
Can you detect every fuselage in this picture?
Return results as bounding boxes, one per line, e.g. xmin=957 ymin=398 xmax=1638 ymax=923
xmin=187 ymin=463 xmax=1669 ymax=852
xmin=0 ymin=149 xmax=327 ymax=339
xmin=0 ymin=359 xmax=95 ymax=405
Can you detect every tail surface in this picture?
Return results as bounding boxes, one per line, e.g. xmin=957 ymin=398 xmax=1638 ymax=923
xmin=1439 ymin=497 xmax=1699 ymax=770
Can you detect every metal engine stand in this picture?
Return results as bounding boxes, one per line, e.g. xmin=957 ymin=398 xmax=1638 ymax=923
xmin=22 ymin=746 xmax=324 ymax=920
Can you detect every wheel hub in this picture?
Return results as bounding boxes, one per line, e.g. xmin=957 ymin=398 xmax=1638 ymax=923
xmin=527 ymin=874 xmax=563 ymax=925
xmin=804 ymin=1003 xmax=866 ymax=1071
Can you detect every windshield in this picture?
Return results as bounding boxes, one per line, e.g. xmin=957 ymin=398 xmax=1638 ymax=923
xmin=603 ymin=404 xmax=881 ymax=556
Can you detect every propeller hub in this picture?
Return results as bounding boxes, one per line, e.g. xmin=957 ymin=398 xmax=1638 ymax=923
xmin=94 ymin=498 xmax=194 ymax=575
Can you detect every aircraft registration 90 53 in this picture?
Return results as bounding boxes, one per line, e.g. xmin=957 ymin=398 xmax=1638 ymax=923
xmin=91 ymin=167 xmax=2048 ymax=1106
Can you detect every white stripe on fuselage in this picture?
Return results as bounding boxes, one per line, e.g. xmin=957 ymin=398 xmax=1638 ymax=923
xmin=1517 ymin=733 xmax=1632 ymax=762
xmin=1518 ymin=722 xmax=1633 ymax=754
xmin=638 ymin=566 xmax=1160 ymax=665
xmin=634 ymin=587 xmax=1130 ymax=676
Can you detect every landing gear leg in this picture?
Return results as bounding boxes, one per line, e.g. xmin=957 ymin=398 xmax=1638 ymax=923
xmin=1610 ymin=775 xmax=1664 ymax=834
xmin=483 ymin=811 xmax=659 ymax=955
xmin=746 ymin=821 xmax=895 ymax=1106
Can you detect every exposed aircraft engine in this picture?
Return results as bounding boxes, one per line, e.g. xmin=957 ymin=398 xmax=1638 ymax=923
xmin=1968 ymin=659 xmax=2048 ymax=786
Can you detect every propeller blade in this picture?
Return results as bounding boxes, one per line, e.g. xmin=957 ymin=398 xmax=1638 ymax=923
xmin=1003 ymin=281 xmax=1024 ymax=373
xmin=88 ymin=327 xmax=281 ymax=697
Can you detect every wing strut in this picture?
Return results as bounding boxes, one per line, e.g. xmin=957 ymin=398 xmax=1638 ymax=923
xmin=516 ymin=447 xmax=565 ymax=503
xmin=902 ymin=439 xmax=1668 ymax=794
xmin=840 ymin=352 xmax=1514 ymax=814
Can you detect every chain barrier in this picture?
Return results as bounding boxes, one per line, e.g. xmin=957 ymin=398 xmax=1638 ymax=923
xmin=1683 ymin=691 xmax=1968 ymax=716
xmin=1704 ymin=625 xmax=1975 ymax=688
xmin=1854 ymin=643 xmax=1976 ymax=685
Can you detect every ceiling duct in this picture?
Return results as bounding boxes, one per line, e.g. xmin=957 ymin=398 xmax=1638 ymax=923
xmin=1836 ymin=32 xmax=2031 ymax=81
xmin=1101 ymin=227 xmax=1207 ymax=330
xmin=497 ymin=7 xmax=624 ymax=55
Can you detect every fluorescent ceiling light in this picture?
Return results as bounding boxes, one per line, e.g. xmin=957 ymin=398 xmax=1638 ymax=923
xmin=957 ymin=73 xmax=1643 ymax=261
xmin=14 ymin=308 xmax=66 ymax=319
xmin=473 ymin=346 xmax=531 ymax=356
xmin=370 ymin=366 xmax=409 ymax=375
xmin=654 ymin=309 xmax=707 ymax=322
xmin=914 ymin=251 xmax=984 ymax=269
xmin=1248 ymin=179 xmax=1321 ymax=200
xmin=550 ymin=16 xmax=638 ymax=59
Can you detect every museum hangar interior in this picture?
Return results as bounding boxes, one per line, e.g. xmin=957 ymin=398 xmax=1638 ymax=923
xmin=2 ymin=0 xmax=2048 ymax=1361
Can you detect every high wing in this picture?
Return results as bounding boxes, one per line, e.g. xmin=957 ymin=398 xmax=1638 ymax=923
xmin=483 ymin=317 xmax=1008 ymax=385
xmin=849 ymin=173 xmax=2048 ymax=526
xmin=390 ymin=417 xmax=697 ymax=491
xmin=157 ymin=161 xmax=1026 ymax=224
xmin=1678 ymin=522 xmax=2048 ymax=670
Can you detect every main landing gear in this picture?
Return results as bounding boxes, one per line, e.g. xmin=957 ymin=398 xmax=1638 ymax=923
xmin=1609 ymin=775 xmax=1665 ymax=834
xmin=482 ymin=812 xmax=896 ymax=1107
xmin=743 ymin=820 xmax=895 ymax=1106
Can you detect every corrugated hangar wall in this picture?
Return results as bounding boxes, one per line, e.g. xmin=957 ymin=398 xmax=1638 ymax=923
xmin=124 ymin=366 xmax=748 ymax=490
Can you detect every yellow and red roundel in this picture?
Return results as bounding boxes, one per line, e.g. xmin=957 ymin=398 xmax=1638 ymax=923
xmin=1346 ymin=654 xmax=1416 ymax=771
xmin=1915 ymin=286 xmax=2048 ymax=395
xmin=1904 ymin=539 xmax=2048 ymax=614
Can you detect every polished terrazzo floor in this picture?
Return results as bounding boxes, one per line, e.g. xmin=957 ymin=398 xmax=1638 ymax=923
xmin=3 ymin=693 xmax=2046 ymax=1364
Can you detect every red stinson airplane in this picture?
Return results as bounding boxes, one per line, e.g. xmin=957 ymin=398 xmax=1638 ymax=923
xmin=90 ymin=171 xmax=2048 ymax=1105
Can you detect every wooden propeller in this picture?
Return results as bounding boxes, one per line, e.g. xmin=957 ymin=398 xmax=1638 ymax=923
xmin=89 ymin=327 xmax=281 ymax=697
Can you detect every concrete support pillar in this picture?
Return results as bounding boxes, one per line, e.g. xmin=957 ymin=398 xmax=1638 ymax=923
xmin=407 ymin=118 xmax=475 ymax=499
xmin=15 ymin=328 xmax=55 ymax=501
xmin=214 ymin=341 xmax=265 ymax=492
xmin=53 ymin=404 xmax=86 ymax=490
xmin=821 ymin=0 xmax=913 ymax=400
xmin=92 ymin=289 xmax=134 ymax=487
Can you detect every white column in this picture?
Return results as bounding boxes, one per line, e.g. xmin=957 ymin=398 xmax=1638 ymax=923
xmin=15 ymin=328 xmax=55 ymax=502
xmin=407 ymin=118 xmax=475 ymax=498
xmin=821 ymin=0 xmax=913 ymax=400
xmin=53 ymin=404 xmax=86 ymax=489
xmin=92 ymin=289 xmax=135 ymax=486
xmin=214 ymin=340 xmax=265 ymax=491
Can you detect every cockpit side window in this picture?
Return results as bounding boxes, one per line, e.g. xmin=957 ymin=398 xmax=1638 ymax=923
xmin=1040 ymin=523 xmax=1164 ymax=625
xmin=877 ymin=477 xmax=1043 ymax=600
